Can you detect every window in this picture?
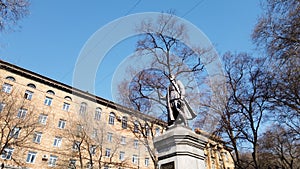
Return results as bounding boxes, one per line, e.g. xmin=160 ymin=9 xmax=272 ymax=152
xmin=108 ymin=112 xmax=115 ymax=125
xmin=69 ymin=159 xmax=76 ymax=168
xmin=38 ymin=114 xmax=47 ymax=125
xmin=72 ymin=141 xmax=80 ymax=150
xmin=217 ymin=151 xmax=222 ymax=160
xmin=27 ymin=83 xmax=36 ymax=88
xmin=2 ymin=83 xmax=12 ymax=93
xmin=33 ymin=132 xmax=42 ymax=143
xmin=220 ymin=162 xmax=224 ymax=169
xmin=58 ymin=119 xmax=66 ymax=129
xmin=62 ymin=102 xmax=70 ymax=111
xmin=121 ymin=136 xmax=126 ymax=145
xmin=48 ymin=155 xmax=58 ymax=167
xmin=90 ymin=145 xmax=96 ymax=155
xmin=105 ymin=148 xmax=111 ymax=157
xmin=134 ymin=139 xmax=139 ymax=149
xmin=104 ymin=165 xmax=109 ymax=169
xmin=0 ymin=103 xmax=5 ymax=112
xmin=86 ymin=162 xmax=92 ymax=168
xmin=9 ymin=127 xmax=20 ymax=138
xmin=64 ymin=96 xmax=72 ymax=101
xmin=155 ymin=127 xmax=161 ymax=136
xmin=211 ymin=159 xmax=216 ymax=169
xmin=26 ymin=151 xmax=37 ymax=163
xmin=17 ymin=108 xmax=27 ymax=118
xmin=94 ymin=108 xmax=101 ymax=120
xmin=224 ymin=152 xmax=229 ymax=162
xmin=122 ymin=116 xmax=127 ymax=129
xmin=76 ymin=124 xmax=83 ymax=136
xmin=44 ymin=96 xmax=52 ymax=106
xmin=24 ymin=90 xmax=33 ymax=100
xmin=145 ymin=145 xmax=149 ymax=152
xmin=6 ymin=76 xmax=15 ymax=81
xmin=132 ymin=155 xmax=138 ymax=164
xmin=46 ymin=90 xmax=55 ymax=95
xmin=76 ymin=124 xmax=83 ymax=131
xmin=92 ymin=128 xmax=98 ymax=138
xmin=119 ymin=151 xmax=125 ymax=161
xmin=145 ymin=158 xmax=149 ymax=166
xmin=1 ymin=148 xmax=14 ymax=160
xmin=145 ymin=124 xmax=150 ymax=136
xmin=79 ymin=102 xmax=87 ymax=114
xmin=107 ymin=132 xmax=113 ymax=142
xmin=133 ymin=121 xmax=139 ymax=133
xmin=53 ymin=137 xmax=62 ymax=147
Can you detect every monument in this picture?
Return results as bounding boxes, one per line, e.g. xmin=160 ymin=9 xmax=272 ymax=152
xmin=166 ymin=74 xmax=197 ymax=126
xmin=154 ymin=75 xmax=207 ymax=169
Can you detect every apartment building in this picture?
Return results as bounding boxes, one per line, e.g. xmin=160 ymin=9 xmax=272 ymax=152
xmin=0 ymin=60 xmax=166 ymax=169
xmin=0 ymin=60 xmax=234 ymax=169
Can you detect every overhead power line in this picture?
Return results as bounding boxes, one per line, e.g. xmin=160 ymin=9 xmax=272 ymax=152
xmin=59 ymin=0 xmax=142 ymax=83
xmin=182 ymin=0 xmax=205 ymax=17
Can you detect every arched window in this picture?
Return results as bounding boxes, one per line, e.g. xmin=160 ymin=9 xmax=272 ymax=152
xmin=27 ymin=83 xmax=36 ymax=89
xmin=94 ymin=107 xmax=101 ymax=121
xmin=79 ymin=102 xmax=87 ymax=114
xmin=108 ymin=112 xmax=115 ymax=125
xmin=5 ymin=76 xmax=15 ymax=81
xmin=122 ymin=116 xmax=128 ymax=129
xmin=46 ymin=90 xmax=55 ymax=95
xmin=64 ymin=96 xmax=72 ymax=101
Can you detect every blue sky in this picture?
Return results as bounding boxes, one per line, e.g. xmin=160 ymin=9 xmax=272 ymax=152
xmin=0 ymin=0 xmax=262 ymax=101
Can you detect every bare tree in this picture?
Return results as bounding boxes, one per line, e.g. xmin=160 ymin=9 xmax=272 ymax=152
xmin=117 ymin=78 xmax=167 ymax=169
xmin=258 ymin=125 xmax=300 ymax=169
xmin=127 ymin=113 xmax=166 ymax=169
xmin=252 ymin=0 xmax=300 ymax=137
xmin=211 ymin=52 xmax=272 ymax=169
xmin=252 ymin=3 xmax=300 ymax=168
xmin=114 ymin=12 xmax=217 ymax=169
xmin=116 ymin=12 xmax=215 ymax=124
xmin=206 ymin=1 xmax=300 ymax=167
xmin=252 ymin=0 xmax=300 ymax=63
xmin=0 ymin=0 xmax=30 ymax=32
xmin=63 ymin=108 xmax=129 ymax=169
xmin=0 ymin=85 xmax=43 ymax=166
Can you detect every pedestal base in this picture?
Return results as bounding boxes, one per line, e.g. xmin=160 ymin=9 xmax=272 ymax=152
xmin=154 ymin=125 xmax=208 ymax=169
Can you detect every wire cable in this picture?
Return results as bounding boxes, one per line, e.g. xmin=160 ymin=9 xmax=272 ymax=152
xmin=182 ymin=0 xmax=205 ymax=17
xmin=59 ymin=0 xmax=141 ymax=83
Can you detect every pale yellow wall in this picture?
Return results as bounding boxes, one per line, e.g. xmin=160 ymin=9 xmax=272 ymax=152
xmin=0 ymin=67 xmax=159 ymax=169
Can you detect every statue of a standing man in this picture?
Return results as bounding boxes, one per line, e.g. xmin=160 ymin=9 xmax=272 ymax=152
xmin=166 ymin=74 xmax=197 ymax=127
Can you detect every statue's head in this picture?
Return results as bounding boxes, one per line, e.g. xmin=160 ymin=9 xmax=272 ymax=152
xmin=169 ymin=74 xmax=175 ymax=81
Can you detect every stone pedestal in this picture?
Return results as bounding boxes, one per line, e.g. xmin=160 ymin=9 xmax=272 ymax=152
xmin=154 ymin=125 xmax=207 ymax=169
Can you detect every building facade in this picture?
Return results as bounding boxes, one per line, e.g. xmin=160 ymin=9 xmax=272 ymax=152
xmin=0 ymin=60 xmax=234 ymax=169
xmin=195 ymin=129 xmax=235 ymax=169
xmin=0 ymin=60 xmax=165 ymax=169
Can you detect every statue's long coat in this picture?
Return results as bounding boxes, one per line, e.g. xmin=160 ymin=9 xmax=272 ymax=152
xmin=166 ymin=79 xmax=197 ymax=121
